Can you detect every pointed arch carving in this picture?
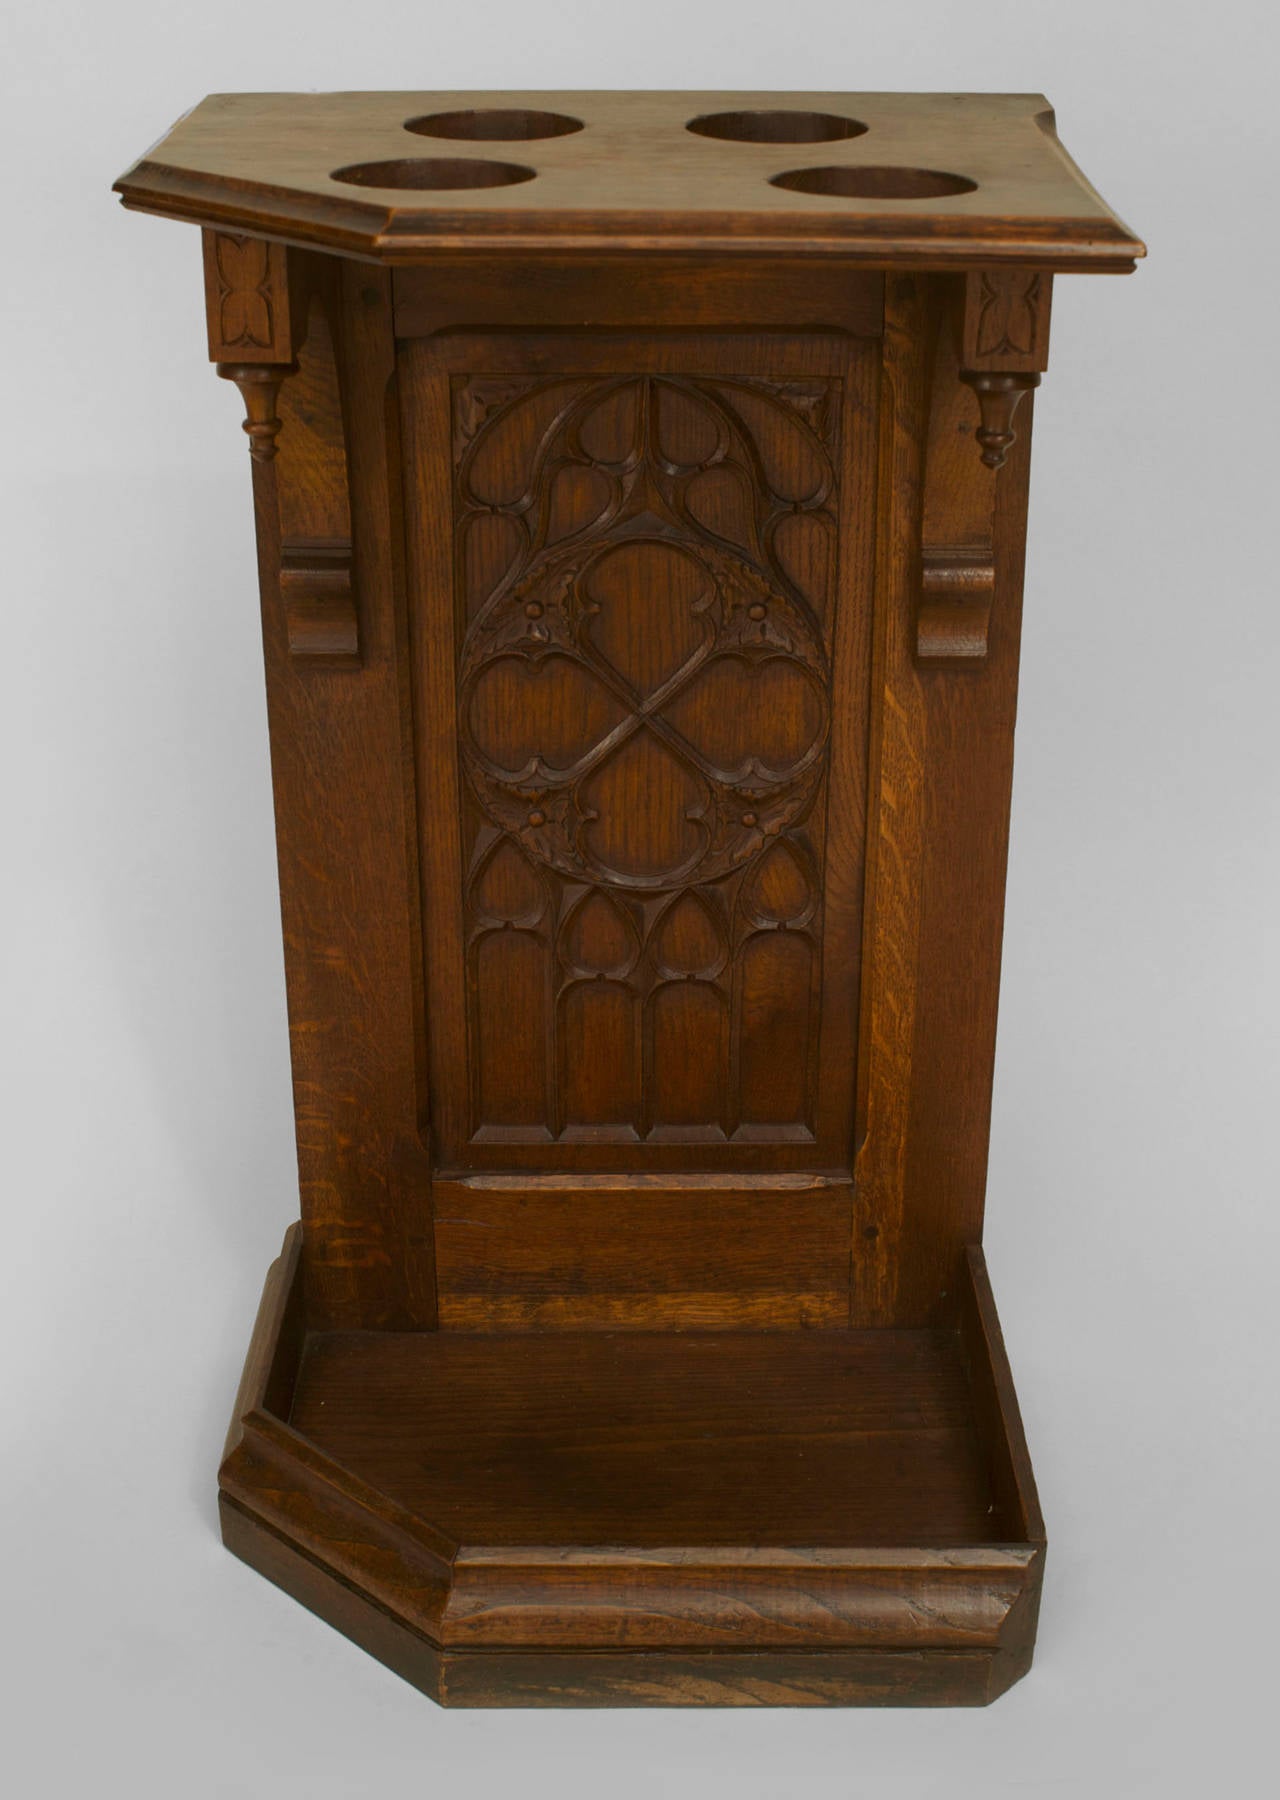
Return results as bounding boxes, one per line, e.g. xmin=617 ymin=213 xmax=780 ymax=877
xmin=452 ymin=365 xmax=843 ymax=1141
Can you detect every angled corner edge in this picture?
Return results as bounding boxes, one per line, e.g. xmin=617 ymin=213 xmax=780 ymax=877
xmin=1030 ymin=108 xmax=1147 ymax=264
xmin=961 ymin=1244 xmax=1047 ymax=1547
xmin=219 ymin=1222 xmax=303 ymax=1468
xmin=984 ymin=1543 xmax=1046 ymax=1701
xmin=216 ymin=1229 xmax=455 ymax=1644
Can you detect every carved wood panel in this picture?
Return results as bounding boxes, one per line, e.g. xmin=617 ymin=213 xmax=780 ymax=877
xmin=201 ymin=229 xmax=293 ymax=363
xmin=403 ymin=333 xmax=876 ymax=1170
xmin=960 ymin=269 xmax=1052 ymax=374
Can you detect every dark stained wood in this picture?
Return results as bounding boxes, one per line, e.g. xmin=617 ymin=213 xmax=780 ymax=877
xmin=116 ymin=89 xmax=1143 ymax=1707
xmin=897 ymin=358 xmax=1037 ymax=1323
xmin=401 ymin=328 xmax=875 ymax=1174
xmin=286 ymin=1325 xmax=1005 ymax=1549
xmin=218 ymin=1225 xmax=1042 ymax=1702
xmin=237 ymin=255 xmax=433 ymax=1329
xmin=918 ymin=292 xmax=998 ymax=659
xmin=216 ymin=361 xmax=294 ymax=461
xmin=220 ymin=1496 xmax=447 ymax=1692
xmin=393 ymin=258 xmax=884 ymax=336
xmin=271 ymin=294 xmax=362 ymax=661
xmin=957 ymin=1246 xmax=1046 ymax=1548
xmin=202 ymin=229 xmax=293 ymax=363
xmin=278 ymin=539 xmax=359 ymax=662
xmin=221 ymin=1222 xmax=305 ymax=1465
xmin=432 ymin=1173 xmax=854 ymax=1328
xmin=431 ymin=1645 xmax=1030 ymax=1708
xmin=955 ymin=267 xmax=1052 ymax=468
xmin=961 ymin=267 xmax=1053 ymax=372
xmin=851 ymin=274 xmax=1039 ymax=1326
xmin=116 ymin=92 xmax=1144 ymax=269
xmin=851 ymin=273 xmax=934 ymax=1324
xmin=961 ymin=371 xmax=1040 ymax=471
xmin=220 ymin=1500 xmax=1030 ymax=1706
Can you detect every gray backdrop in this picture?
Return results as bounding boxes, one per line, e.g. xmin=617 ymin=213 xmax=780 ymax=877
xmin=4 ymin=3 xmax=1276 ymax=1794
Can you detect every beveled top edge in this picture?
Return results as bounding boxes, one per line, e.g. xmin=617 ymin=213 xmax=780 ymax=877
xmin=453 ymin=1543 xmax=1040 ymax=1568
xmin=114 ymin=91 xmax=1145 ymax=269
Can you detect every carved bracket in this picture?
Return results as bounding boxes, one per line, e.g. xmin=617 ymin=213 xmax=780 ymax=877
xmin=206 ymin=229 xmax=297 ymax=462
xmin=207 ymin=239 xmax=362 ymax=666
xmin=918 ymin=546 xmax=996 ymax=661
xmin=202 ymin=230 xmax=293 ymax=364
xmin=915 ymin=268 xmax=1052 ymax=658
xmin=957 ymin=268 xmax=1051 ymax=470
xmin=962 ymin=269 xmax=1051 ymax=371
xmin=279 ymin=538 xmax=359 ymax=663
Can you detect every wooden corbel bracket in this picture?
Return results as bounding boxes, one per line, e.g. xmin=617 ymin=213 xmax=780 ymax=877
xmin=278 ymin=538 xmax=359 ymax=664
xmin=957 ymin=267 xmax=1052 ymax=471
xmin=919 ymin=545 xmax=996 ymax=661
xmin=917 ymin=269 xmax=1052 ymax=662
xmin=203 ymin=230 xmax=361 ymax=664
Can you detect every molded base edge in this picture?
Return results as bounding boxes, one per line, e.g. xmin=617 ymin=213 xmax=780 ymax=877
xmin=222 ymin=1494 xmax=1034 ymax=1706
xmin=218 ymin=1228 xmax=1045 ymax=1708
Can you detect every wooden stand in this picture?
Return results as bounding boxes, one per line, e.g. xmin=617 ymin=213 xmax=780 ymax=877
xmin=115 ymin=92 xmax=1143 ymax=1707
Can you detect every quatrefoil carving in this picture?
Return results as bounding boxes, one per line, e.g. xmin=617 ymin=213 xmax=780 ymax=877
xmin=456 ymin=376 xmax=832 ymax=892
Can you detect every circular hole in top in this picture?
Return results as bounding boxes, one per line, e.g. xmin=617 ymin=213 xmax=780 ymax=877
xmin=687 ymin=109 xmax=867 ymax=144
xmin=769 ymin=164 xmax=977 ymax=199
xmin=405 ymin=108 xmax=584 ymax=142
xmin=330 ymin=157 xmax=537 ymax=191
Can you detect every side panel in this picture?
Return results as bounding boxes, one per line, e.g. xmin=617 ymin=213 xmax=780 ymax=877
xmin=242 ymin=254 xmax=433 ymax=1329
xmin=854 ymin=277 xmax=1034 ymax=1324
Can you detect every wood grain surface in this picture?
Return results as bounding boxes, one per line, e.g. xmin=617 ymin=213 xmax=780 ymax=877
xmin=115 ymin=91 xmax=1144 ymax=267
xmin=115 ymin=88 xmax=1143 ymax=1703
xmin=218 ymin=1232 xmax=1042 ymax=1703
xmin=287 ymin=1325 xmax=1004 ymax=1548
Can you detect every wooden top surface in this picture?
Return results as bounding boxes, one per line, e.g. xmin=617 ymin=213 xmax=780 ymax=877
xmin=114 ymin=91 xmax=1144 ymax=269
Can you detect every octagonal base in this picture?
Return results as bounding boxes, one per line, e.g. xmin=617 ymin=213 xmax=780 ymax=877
xmin=219 ymin=1227 xmax=1044 ymax=1706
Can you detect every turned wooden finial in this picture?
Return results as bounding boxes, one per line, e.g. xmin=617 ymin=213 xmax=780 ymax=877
xmin=959 ymin=370 xmax=1041 ymax=470
xmin=216 ymin=361 xmax=295 ymax=460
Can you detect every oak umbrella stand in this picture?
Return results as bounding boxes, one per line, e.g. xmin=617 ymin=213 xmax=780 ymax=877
xmin=115 ymin=91 xmax=1143 ymax=1707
